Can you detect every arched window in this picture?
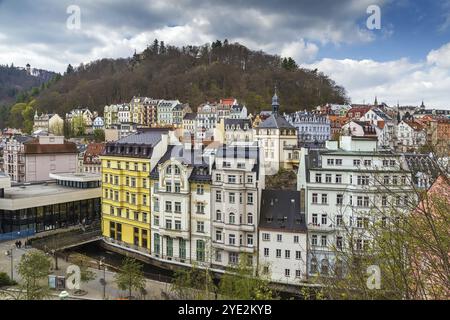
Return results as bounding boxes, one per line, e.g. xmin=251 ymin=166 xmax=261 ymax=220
xmin=321 ymin=259 xmax=329 ymax=275
xmin=165 ymin=165 xmax=172 ymax=174
xmin=174 ymin=166 xmax=180 ymax=175
xmin=247 ymin=213 xmax=253 ymax=225
xmin=310 ymin=258 xmax=318 ymax=274
xmin=229 ymin=212 xmax=235 ymax=224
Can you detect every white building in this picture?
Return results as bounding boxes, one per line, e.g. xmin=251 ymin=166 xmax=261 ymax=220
xmin=284 ymin=111 xmax=331 ymax=144
xmin=150 ymin=145 xmax=212 ymax=266
xmin=223 ymin=118 xmax=253 ymax=144
xmin=254 ymin=92 xmax=298 ymax=174
xmin=396 ymin=120 xmax=427 ymax=152
xmin=93 ymin=117 xmax=104 ymax=130
xmin=117 ymin=104 xmax=131 ymax=124
xmin=360 ymin=108 xmax=395 ymax=149
xmin=157 ymin=100 xmax=180 ymax=126
xmin=297 ymin=136 xmax=413 ymax=277
xmin=210 ymin=144 xmax=264 ymax=270
xmin=258 ymin=190 xmax=308 ymax=285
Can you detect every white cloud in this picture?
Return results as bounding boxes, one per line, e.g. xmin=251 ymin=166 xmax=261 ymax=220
xmin=281 ymin=39 xmax=319 ymax=63
xmin=306 ymin=42 xmax=450 ymax=109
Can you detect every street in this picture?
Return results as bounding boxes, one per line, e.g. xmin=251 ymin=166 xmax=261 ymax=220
xmin=0 ymin=238 xmax=172 ymax=300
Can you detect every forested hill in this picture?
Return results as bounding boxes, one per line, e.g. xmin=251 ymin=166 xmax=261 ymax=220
xmin=30 ymin=41 xmax=348 ymax=116
xmin=0 ymin=64 xmax=57 ymax=106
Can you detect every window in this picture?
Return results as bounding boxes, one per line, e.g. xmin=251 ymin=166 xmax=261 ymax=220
xmin=197 ymin=184 xmax=204 ymax=195
xmin=390 ymin=160 xmax=396 ymax=167
xmin=165 ymin=201 xmax=172 ymax=212
xmin=174 ymin=182 xmax=180 ymax=193
xmin=364 ymin=160 xmax=372 ymax=166
xmin=216 ymin=191 xmax=222 ymax=202
xmin=153 ymin=216 xmax=159 ymax=226
xmin=277 ymin=234 xmax=282 ymax=242
xmin=335 ymin=175 xmax=342 ymax=184
xmin=327 ymin=159 xmax=334 ymax=166
xmin=315 ymin=174 xmax=322 ymax=183
xmin=229 ymin=213 xmax=235 ymax=224
xmin=165 ymin=219 xmax=172 ymax=230
xmin=285 ymin=250 xmax=290 ymax=259
xmin=383 ymin=160 xmax=389 ymax=166
xmin=321 ymin=194 xmax=328 ymax=204
xmin=264 ymin=248 xmax=269 ymax=257
xmin=174 ymin=202 xmax=181 ymax=213
xmin=357 ymin=176 xmax=370 ymax=185
xmin=229 ymin=252 xmax=238 ymax=265
xmin=295 ymin=270 xmax=301 ymax=278
xmin=247 ymin=234 xmax=254 ymax=246
xmin=325 ymin=174 xmax=332 ymax=183
xmin=216 ymin=210 xmax=222 ymax=221
xmin=393 ymin=176 xmax=398 ymax=185
xmin=196 ymin=240 xmax=205 ymax=262
xmin=247 ymin=213 xmax=253 ymax=225
xmin=335 ymin=159 xmax=342 ymax=166
xmin=262 ymin=233 xmax=270 ymax=241
xmin=336 ymin=236 xmax=343 ymax=249
xmin=174 ymin=166 xmax=180 ymax=175
xmin=312 ymin=193 xmax=318 ymax=204
xmin=353 ymin=159 xmax=361 ymax=166
xmin=382 ymin=196 xmax=388 ymax=206
xmin=216 ymin=173 xmax=222 ymax=182
xmin=166 ymin=182 xmax=172 ymax=192
xmin=357 ymin=217 xmax=363 ymax=228
xmin=197 ymin=221 xmax=204 ymax=233
xmin=311 ymin=235 xmax=318 ymax=246
xmin=247 ymin=193 xmax=254 ymax=204
xmin=179 ymin=239 xmax=186 ymax=260
xmin=321 ymin=259 xmax=329 ymax=275
xmin=247 ymin=175 xmax=253 ymax=184
xmin=321 ymin=235 xmax=327 ymax=247
xmin=295 ymin=251 xmax=301 ymax=260
xmin=196 ymin=203 xmax=205 ymax=214
xmin=310 ymin=258 xmax=318 ymax=274
xmin=175 ymin=220 xmax=181 ymax=230
xmin=229 ymin=193 xmax=235 ymax=204
xmin=276 ymin=249 xmax=282 ymax=258
xmin=165 ymin=166 xmax=172 ymax=174
xmin=228 ymin=175 xmax=236 ymax=184
xmin=321 ymin=214 xmax=327 ymax=225
xmin=229 ymin=234 xmax=236 ymax=245
xmin=336 ymin=215 xmax=343 ymax=226
xmin=294 ymin=235 xmax=299 ymax=243
xmin=336 ymin=194 xmax=344 ymax=205
xmin=285 ymin=269 xmax=290 ymax=277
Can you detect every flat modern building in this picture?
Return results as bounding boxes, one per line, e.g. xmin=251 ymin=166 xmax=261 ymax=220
xmin=0 ymin=172 xmax=101 ymax=238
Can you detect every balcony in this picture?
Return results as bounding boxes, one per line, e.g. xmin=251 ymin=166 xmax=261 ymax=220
xmin=308 ymin=223 xmax=335 ymax=233
xmin=212 ymin=220 xmax=255 ymax=232
xmin=159 ymin=227 xmax=189 ymax=239
xmin=212 ymin=241 xmax=255 ymax=253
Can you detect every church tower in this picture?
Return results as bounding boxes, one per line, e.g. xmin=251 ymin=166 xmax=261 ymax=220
xmin=272 ymin=87 xmax=280 ymax=115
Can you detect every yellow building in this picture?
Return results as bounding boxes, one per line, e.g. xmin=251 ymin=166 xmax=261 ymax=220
xmin=100 ymin=129 xmax=169 ymax=253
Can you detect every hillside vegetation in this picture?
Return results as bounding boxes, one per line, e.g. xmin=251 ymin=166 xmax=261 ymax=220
xmin=33 ymin=40 xmax=348 ymax=116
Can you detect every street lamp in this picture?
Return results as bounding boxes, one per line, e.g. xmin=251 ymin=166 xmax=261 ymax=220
xmin=99 ymin=257 xmax=107 ymax=300
xmin=50 ymin=249 xmax=59 ymax=270
xmin=4 ymin=248 xmax=13 ymax=281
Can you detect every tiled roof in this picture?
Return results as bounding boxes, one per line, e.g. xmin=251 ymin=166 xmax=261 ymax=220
xmin=23 ymin=139 xmax=78 ymax=154
xmin=259 ymin=190 xmax=306 ymax=232
xmin=257 ymin=114 xmax=295 ymax=129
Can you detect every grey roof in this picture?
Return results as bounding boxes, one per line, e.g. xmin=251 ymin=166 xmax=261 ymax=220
xmin=224 ymin=118 xmax=252 ymax=130
xmin=257 ymin=114 xmax=295 ymax=129
xmin=259 ymin=190 xmax=306 ymax=232
xmin=183 ymin=113 xmax=197 ymax=120
xmin=372 ymin=108 xmax=392 ymax=121
xmin=216 ymin=144 xmax=259 ymax=160
xmin=116 ymin=128 xmax=168 ymax=145
xmin=150 ymin=145 xmax=210 ymax=180
xmin=404 ymin=154 xmax=442 ymax=183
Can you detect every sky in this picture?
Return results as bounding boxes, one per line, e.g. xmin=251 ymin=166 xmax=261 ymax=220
xmin=1 ymin=0 xmax=450 ymax=108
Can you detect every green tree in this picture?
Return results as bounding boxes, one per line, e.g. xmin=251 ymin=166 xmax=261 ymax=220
xmin=17 ymin=251 xmax=52 ymax=300
xmin=71 ymin=114 xmax=86 ymax=136
xmin=66 ymin=64 xmax=74 ymax=74
xmin=21 ymin=102 xmax=35 ymax=134
xmin=171 ymin=262 xmax=216 ymax=300
xmin=93 ymin=128 xmax=105 ymax=142
xmin=218 ymin=254 xmax=276 ymax=300
xmin=8 ymin=103 xmax=27 ymax=129
xmin=114 ymin=257 xmax=146 ymax=299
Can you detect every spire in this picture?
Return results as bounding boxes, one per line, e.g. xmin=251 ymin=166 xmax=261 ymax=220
xmin=272 ymin=86 xmax=280 ymax=115
xmin=420 ymin=100 xmax=425 ymax=109
xmin=374 ymin=96 xmax=378 ymax=106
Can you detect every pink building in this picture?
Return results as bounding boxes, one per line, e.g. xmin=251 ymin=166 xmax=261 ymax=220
xmin=23 ymin=136 xmax=78 ymax=182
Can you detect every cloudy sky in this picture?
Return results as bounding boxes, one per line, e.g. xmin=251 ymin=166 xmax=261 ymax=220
xmin=1 ymin=0 xmax=450 ymax=108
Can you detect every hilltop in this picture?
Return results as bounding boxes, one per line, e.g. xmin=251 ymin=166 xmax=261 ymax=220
xmin=31 ymin=40 xmax=348 ymax=116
